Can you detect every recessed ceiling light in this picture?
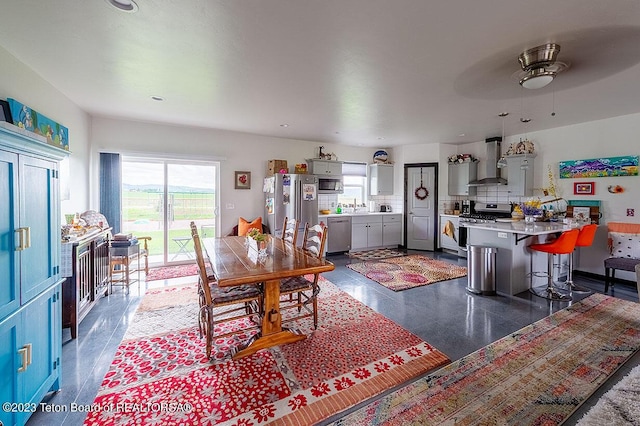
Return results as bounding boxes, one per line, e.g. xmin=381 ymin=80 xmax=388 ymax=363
xmin=280 ymin=124 xmax=289 ymax=127
xmin=378 ymin=137 xmax=385 ymax=140
xmin=105 ymin=0 xmax=139 ymax=12
xmin=151 ymin=96 xmax=164 ymax=101
xmin=520 ymin=118 xmax=531 ymax=123
xmin=458 ymin=133 xmax=466 ymax=137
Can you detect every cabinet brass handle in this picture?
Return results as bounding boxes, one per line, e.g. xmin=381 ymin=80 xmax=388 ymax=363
xmin=25 ymin=227 xmax=31 ymax=249
xmin=25 ymin=343 xmax=33 ymax=366
xmin=16 ymin=228 xmax=26 ymax=251
xmin=17 ymin=347 xmax=28 ymax=372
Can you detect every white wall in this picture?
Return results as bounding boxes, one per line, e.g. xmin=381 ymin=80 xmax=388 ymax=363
xmin=0 ymin=46 xmax=91 ymax=216
xmin=91 ymin=117 xmax=381 ymax=235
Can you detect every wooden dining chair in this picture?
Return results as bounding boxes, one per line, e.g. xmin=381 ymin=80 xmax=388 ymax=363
xmin=281 ymin=216 xmax=299 ymax=245
xmin=279 ymin=223 xmax=328 ymax=329
xmin=190 ymin=221 xmax=263 ymax=359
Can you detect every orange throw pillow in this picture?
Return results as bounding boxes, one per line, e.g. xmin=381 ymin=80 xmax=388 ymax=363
xmin=238 ymin=217 xmax=262 ymax=236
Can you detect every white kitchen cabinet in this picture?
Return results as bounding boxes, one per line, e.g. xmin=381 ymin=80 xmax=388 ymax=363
xmin=306 ymin=159 xmax=343 ymax=176
xmin=369 ymin=164 xmax=394 ymax=195
xmin=382 ymin=214 xmax=402 ymax=247
xmin=505 ymin=155 xmax=535 ymax=196
xmin=440 ymin=214 xmax=460 ymax=253
xmin=448 ymin=161 xmax=477 ymax=196
xmin=351 ymin=215 xmax=383 ymax=250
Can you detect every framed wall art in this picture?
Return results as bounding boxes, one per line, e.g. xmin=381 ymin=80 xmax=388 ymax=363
xmin=234 ymin=171 xmax=251 ymax=189
xmin=559 ymin=155 xmax=639 ymax=178
xmin=573 ymin=181 xmax=595 ymax=195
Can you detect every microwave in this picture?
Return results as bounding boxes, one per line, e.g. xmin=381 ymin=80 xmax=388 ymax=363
xmin=317 ymin=176 xmax=344 ymax=194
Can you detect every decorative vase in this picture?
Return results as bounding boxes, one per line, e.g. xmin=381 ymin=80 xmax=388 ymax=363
xmin=524 ymin=215 xmax=536 ymax=224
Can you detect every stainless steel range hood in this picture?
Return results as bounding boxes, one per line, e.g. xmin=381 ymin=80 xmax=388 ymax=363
xmin=467 ymin=137 xmax=508 ymax=186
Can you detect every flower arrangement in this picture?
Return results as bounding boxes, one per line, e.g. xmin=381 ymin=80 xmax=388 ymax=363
xmin=247 ymin=227 xmax=267 ymax=242
xmin=448 ymin=154 xmax=475 ymax=163
xmin=520 ymin=198 xmax=543 ymax=217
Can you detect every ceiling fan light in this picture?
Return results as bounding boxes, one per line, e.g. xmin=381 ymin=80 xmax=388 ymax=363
xmin=520 ymin=69 xmax=555 ymax=89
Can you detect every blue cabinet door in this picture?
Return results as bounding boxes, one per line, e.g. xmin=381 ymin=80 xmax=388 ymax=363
xmin=18 ymin=285 xmax=61 ymax=425
xmin=0 ymin=311 xmax=20 ymax=426
xmin=0 ymin=149 xmax=20 ymax=321
xmin=19 ymin=156 xmax=59 ymax=303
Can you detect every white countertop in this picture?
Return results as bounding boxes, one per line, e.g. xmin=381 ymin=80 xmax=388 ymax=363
xmin=320 ymin=212 xmax=401 ymax=218
xmin=461 ymin=220 xmax=580 ymax=236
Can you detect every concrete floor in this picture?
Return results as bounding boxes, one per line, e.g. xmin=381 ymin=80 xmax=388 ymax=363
xmin=27 ymin=250 xmax=640 ymax=425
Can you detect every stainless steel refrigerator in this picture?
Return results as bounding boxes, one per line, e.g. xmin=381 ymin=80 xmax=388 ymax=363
xmin=264 ymin=174 xmax=318 ymax=244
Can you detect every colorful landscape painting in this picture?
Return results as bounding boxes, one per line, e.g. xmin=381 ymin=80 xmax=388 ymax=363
xmin=559 ymin=155 xmax=638 ymax=179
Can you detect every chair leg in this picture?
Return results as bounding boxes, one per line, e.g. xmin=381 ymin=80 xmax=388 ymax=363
xmin=312 ymin=296 xmax=318 ymax=329
xmin=531 ymin=253 xmax=572 ymax=302
xmin=555 ymin=250 xmax=591 ymax=293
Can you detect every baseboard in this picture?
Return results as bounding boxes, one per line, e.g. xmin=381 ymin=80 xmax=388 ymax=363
xmin=574 ymin=270 xmax=637 ymax=288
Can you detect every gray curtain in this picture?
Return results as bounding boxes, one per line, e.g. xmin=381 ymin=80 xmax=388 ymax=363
xmin=100 ymin=153 xmax=121 ymax=234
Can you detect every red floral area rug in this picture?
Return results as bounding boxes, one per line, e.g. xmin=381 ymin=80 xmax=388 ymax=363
xmin=329 ymin=293 xmax=640 ymax=426
xmin=347 ymin=254 xmax=467 ymax=291
xmin=84 ymin=277 xmax=450 ymax=425
xmin=145 ymin=263 xmax=199 ymax=281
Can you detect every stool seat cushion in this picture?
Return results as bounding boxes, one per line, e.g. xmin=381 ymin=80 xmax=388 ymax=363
xmin=529 ymin=229 xmax=579 ymax=255
xmin=576 ymin=224 xmax=598 ymax=248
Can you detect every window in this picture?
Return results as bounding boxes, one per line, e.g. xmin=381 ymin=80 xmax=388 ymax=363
xmin=338 ymin=162 xmax=367 ymax=207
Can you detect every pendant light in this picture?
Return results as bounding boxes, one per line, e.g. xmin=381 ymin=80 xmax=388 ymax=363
xmin=496 ymin=112 xmax=508 ymax=169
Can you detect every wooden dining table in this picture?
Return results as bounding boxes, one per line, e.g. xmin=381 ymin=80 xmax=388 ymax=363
xmin=202 ymin=235 xmax=335 ymax=359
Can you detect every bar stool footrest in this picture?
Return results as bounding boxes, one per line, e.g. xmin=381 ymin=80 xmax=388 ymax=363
xmin=530 ymin=285 xmax=572 ymax=301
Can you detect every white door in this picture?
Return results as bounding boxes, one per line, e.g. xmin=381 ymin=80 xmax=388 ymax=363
xmin=406 ymin=166 xmax=436 ymax=250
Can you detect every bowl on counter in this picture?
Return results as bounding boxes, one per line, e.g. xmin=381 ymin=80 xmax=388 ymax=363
xmin=320 ymin=209 xmax=331 ymax=215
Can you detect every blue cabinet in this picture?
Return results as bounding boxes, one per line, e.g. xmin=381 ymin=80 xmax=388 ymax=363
xmin=0 ymin=125 xmax=65 ymax=426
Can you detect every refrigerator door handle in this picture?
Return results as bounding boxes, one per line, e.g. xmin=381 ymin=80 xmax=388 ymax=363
xmin=295 ymin=180 xmax=301 ymax=221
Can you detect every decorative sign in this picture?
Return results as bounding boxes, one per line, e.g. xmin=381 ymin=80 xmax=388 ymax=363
xmin=559 ymin=155 xmax=639 ymax=178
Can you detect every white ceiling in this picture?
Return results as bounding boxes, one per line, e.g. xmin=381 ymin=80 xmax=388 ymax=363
xmin=1 ymin=0 xmax=640 ymax=147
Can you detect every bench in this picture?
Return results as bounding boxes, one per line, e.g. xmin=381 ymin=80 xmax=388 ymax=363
xmin=604 ymin=222 xmax=640 ymax=292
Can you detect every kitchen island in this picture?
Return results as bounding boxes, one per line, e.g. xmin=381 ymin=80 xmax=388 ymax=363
xmin=461 ymin=220 xmax=581 ymax=295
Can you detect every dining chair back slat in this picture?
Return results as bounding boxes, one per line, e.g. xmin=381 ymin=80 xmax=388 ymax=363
xmin=282 ymin=216 xmax=299 ymax=245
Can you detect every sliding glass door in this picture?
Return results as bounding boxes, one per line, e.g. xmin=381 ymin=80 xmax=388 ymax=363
xmin=121 ymin=158 xmax=218 ymax=266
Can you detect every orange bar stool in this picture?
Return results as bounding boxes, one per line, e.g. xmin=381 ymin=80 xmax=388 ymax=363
xmin=556 ymin=224 xmax=597 ymax=293
xmin=528 ymin=229 xmax=579 ymax=301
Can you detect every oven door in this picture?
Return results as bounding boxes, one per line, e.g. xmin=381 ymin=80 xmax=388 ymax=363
xmin=458 ymin=225 xmax=468 ymax=258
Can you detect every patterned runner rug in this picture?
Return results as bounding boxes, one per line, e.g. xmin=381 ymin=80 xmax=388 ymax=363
xmin=84 ymin=277 xmax=450 ymax=425
xmin=145 ymin=263 xmax=199 ymax=281
xmin=347 ymin=254 xmax=467 ymax=291
xmin=330 ymin=293 xmax=640 ymax=426
xmin=348 ymin=248 xmax=406 ymax=261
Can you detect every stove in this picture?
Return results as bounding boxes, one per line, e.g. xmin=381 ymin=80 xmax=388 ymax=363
xmin=459 ymin=203 xmax=512 ymax=223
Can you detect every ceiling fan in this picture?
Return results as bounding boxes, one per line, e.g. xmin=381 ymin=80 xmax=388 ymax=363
xmin=515 ymin=43 xmax=570 ymax=89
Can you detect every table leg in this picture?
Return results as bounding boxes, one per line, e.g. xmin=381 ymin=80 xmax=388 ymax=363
xmin=231 ymin=278 xmax=306 ymax=359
